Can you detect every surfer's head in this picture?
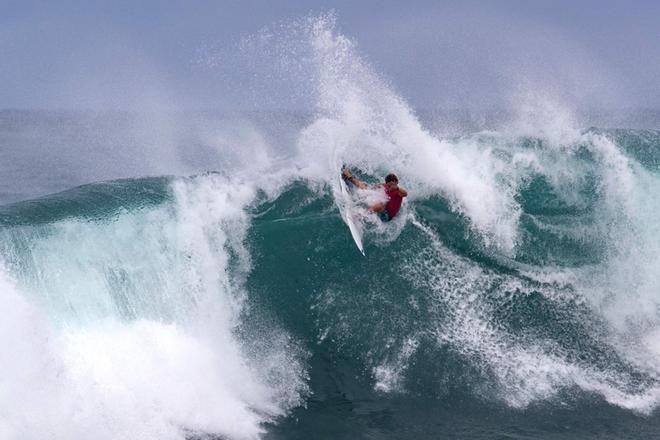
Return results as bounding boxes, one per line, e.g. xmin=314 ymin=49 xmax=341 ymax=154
xmin=385 ymin=173 xmax=399 ymax=188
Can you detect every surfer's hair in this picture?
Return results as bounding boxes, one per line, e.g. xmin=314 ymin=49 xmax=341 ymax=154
xmin=385 ymin=174 xmax=398 ymax=183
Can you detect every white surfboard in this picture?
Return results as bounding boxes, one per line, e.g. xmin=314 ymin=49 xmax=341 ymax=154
xmin=338 ymin=171 xmax=365 ymax=256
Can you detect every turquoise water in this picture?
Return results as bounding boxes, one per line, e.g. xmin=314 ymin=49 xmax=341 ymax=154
xmin=3 ymin=15 xmax=660 ymax=440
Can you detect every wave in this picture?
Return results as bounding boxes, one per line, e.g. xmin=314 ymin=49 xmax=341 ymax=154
xmin=0 ymin=175 xmax=308 ymax=440
xmin=3 ymin=13 xmax=660 ymax=440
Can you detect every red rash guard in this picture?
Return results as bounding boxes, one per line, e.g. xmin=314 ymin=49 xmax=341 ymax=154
xmin=383 ymin=184 xmax=404 ymax=219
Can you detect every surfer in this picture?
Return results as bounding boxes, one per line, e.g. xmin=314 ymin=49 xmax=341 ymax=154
xmin=342 ymin=168 xmax=407 ymax=221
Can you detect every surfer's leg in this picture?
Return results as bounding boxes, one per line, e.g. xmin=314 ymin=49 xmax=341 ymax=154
xmin=369 ymin=202 xmax=386 ymax=213
xmin=369 ymin=203 xmax=391 ymax=221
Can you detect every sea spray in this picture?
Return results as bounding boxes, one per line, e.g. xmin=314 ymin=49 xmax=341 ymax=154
xmin=2 ymin=12 xmax=660 ymax=440
xmin=0 ymin=176 xmax=308 ymax=440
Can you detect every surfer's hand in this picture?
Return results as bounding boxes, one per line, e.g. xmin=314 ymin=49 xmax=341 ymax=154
xmin=342 ymin=168 xmax=351 ymax=178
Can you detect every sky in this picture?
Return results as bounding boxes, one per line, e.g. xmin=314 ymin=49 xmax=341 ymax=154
xmin=1 ymin=0 xmax=659 ymax=111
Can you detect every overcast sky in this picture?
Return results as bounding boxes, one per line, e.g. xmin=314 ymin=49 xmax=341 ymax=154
xmin=2 ymin=0 xmax=659 ymax=111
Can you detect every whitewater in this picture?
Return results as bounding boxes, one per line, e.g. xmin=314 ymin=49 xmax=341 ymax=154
xmin=2 ymin=14 xmax=660 ymax=439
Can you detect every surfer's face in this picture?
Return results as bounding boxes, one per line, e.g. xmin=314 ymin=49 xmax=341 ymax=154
xmin=386 ymin=180 xmax=398 ymax=189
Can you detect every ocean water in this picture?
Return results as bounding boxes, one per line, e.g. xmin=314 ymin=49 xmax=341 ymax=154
xmin=3 ymin=15 xmax=660 ymax=440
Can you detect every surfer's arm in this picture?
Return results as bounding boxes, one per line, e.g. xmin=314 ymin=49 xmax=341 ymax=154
xmin=350 ymin=176 xmax=368 ymax=189
xmin=398 ymin=187 xmax=408 ymax=197
xmin=342 ymin=169 xmax=368 ymax=189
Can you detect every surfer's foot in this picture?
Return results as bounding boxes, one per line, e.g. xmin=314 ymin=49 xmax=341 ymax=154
xmin=342 ymin=167 xmax=353 ymax=183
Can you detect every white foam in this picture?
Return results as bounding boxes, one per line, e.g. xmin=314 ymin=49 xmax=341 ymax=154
xmin=373 ymin=337 xmax=419 ymax=393
xmin=0 ymin=174 xmax=308 ymax=440
xmin=405 ymin=218 xmax=660 ymax=413
xmin=286 ymin=15 xmax=523 ymax=253
xmin=0 ymin=295 xmax=282 ymax=440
